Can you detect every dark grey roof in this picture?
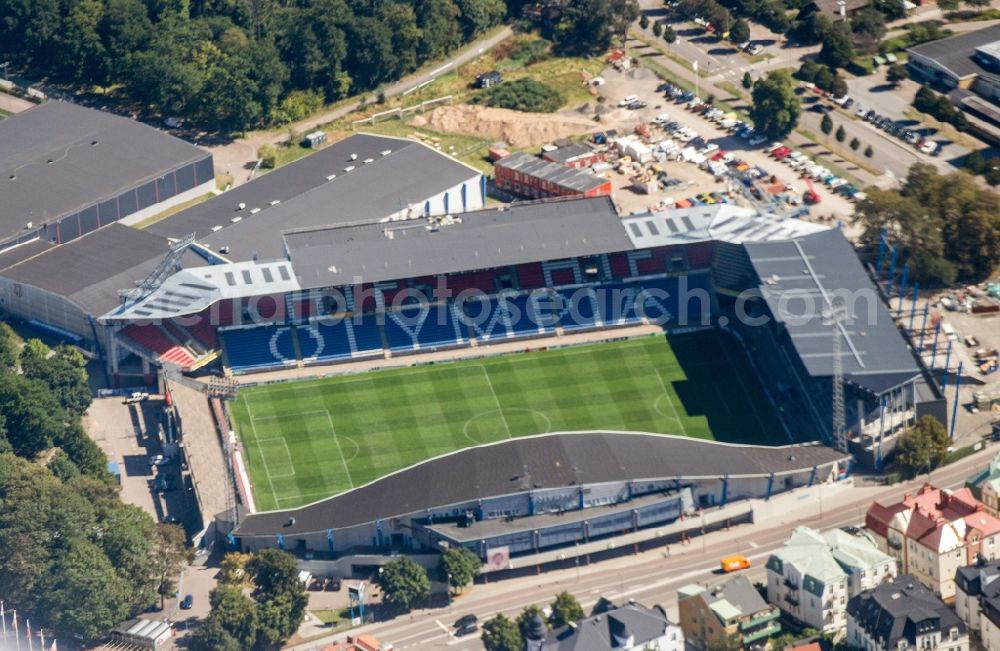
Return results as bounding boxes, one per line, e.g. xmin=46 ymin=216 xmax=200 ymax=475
xmin=544 ymin=143 xmax=597 ymax=165
xmin=497 ymin=152 xmax=608 ymax=193
xmin=744 ymin=229 xmax=921 ymax=396
xmin=149 ymin=134 xmax=480 ymax=262
xmin=0 ymin=238 xmax=53 ymax=271
xmin=542 ymin=602 xmax=675 ymax=651
xmin=0 ymin=101 xmax=208 ymax=243
xmin=907 ymin=24 xmax=1000 ymax=79
xmin=233 ymin=432 xmax=848 ymax=534
xmin=811 ymin=0 xmax=868 ymax=17
xmin=285 ymin=196 xmax=630 ymax=288
xmin=847 ymin=575 xmax=964 ymax=648
xmin=1 ymin=224 xmax=168 ymax=315
xmin=956 ymin=561 xmax=1000 ymax=599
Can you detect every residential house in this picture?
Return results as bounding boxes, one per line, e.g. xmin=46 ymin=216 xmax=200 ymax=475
xmin=967 ymin=450 xmax=1000 ymax=518
xmin=678 ymin=576 xmax=781 ymax=650
xmin=955 ymin=559 xmax=1000 ymax=646
xmin=846 ymin=575 xmax=967 ymax=651
xmin=524 ymin=600 xmax=684 ymax=651
xmin=865 ymin=483 xmax=1000 ymax=599
xmin=766 ymin=526 xmax=897 ymax=635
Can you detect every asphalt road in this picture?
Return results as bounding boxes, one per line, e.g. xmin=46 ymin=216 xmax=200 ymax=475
xmin=290 ymin=442 xmax=999 ymax=651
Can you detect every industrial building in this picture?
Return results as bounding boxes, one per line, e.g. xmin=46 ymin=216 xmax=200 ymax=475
xmin=0 ymin=101 xmax=213 ymax=252
xmin=494 ymin=151 xmax=612 ymax=199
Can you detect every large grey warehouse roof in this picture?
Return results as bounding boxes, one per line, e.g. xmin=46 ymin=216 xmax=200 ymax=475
xmin=285 ymin=196 xmax=629 ymax=288
xmin=149 ymin=134 xmax=481 ymax=262
xmin=0 ymin=101 xmax=208 ymax=243
xmin=1 ymin=224 xmax=169 ymax=315
xmin=907 ymin=24 xmax=1000 ymax=79
xmin=745 ymin=228 xmax=921 ymax=395
xmin=234 ymin=431 xmax=848 ymax=535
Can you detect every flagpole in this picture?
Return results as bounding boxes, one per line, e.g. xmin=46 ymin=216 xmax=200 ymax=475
xmin=26 ymin=619 xmax=32 ymax=651
xmin=13 ymin=609 xmax=20 ymax=651
xmin=1 ymin=600 xmax=6 ymax=638
xmin=39 ymin=628 xmax=44 ymax=650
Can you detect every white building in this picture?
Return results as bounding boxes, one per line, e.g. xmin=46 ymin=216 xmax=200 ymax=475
xmin=525 ymin=600 xmax=684 ymax=651
xmin=766 ymin=527 xmax=897 ymax=635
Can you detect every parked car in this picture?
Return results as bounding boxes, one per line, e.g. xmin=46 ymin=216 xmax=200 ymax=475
xmin=748 ymin=134 xmax=767 ymax=146
xmin=746 ymin=43 xmax=763 ymax=55
xmin=455 ymin=614 xmax=478 ymax=629
xmin=180 ymin=595 xmax=193 ymax=610
xmin=856 ymin=105 xmax=867 ymax=118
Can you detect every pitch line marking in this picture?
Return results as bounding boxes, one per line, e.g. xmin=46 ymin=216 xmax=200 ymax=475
xmin=323 ymin=409 xmax=355 ymax=489
xmin=245 ymin=399 xmax=280 ymax=506
xmin=256 ymin=438 xmax=296 ymax=478
xmin=478 ymin=365 xmax=512 ymax=439
xmin=462 ymin=408 xmax=551 ymax=445
xmin=654 ymin=369 xmax=687 ymax=437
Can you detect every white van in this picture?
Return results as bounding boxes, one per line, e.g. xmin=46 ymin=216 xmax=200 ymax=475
xmin=942 ymin=322 xmax=958 ymax=341
xmin=619 ymin=95 xmax=638 ymax=107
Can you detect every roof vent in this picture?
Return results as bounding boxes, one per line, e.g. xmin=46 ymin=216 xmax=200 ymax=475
xmin=381 ymin=149 xmax=392 ymax=156
xmin=90 ymin=140 xmax=98 ymax=146
xmin=327 ymin=265 xmax=338 ymax=273
xmin=250 ymin=208 xmax=261 ymax=215
xmin=219 ymin=246 xmax=230 ymax=254
xmin=231 ymin=216 xmax=242 ymax=223
xmin=363 ymin=158 xmax=374 ymax=164
xmin=344 ymin=166 xmax=355 ymax=173
xmin=326 ymin=174 xmax=337 ymax=181
xmin=237 ymin=203 xmax=246 ymax=211
xmin=8 ymin=174 xmax=14 ymax=180
xmin=25 ymin=222 xmax=32 ymax=229
xmin=211 ymin=225 xmax=223 ymax=232
xmin=350 ymin=153 xmax=358 ymax=161
xmin=269 ymin=200 xmax=280 ymax=206
xmin=46 ymin=159 xmax=53 ymax=165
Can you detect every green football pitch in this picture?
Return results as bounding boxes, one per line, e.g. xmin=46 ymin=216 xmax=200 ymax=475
xmin=231 ymin=331 xmax=787 ymax=511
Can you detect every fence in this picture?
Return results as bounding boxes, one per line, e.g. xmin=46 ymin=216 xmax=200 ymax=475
xmin=350 ymin=95 xmax=454 ymax=128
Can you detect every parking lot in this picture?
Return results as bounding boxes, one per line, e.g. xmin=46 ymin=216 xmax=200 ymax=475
xmin=595 ymin=67 xmax=857 ymax=221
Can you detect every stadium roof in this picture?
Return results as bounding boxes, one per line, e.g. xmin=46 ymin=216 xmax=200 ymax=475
xmin=745 ymin=228 xmax=921 ymax=395
xmin=103 ymin=259 xmax=300 ymax=320
xmin=0 ymin=224 xmax=169 ymax=316
xmin=233 ymin=431 xmax=848 ymax=534
xmin=496 ymin=151 xmax=609 ymax=193
xmin=907 ymin=24 xmax=1000 ymax=80
xmin=285 ymin=196 xmax=629 ymax=288
xmin=0 ymin=101 xmax=208 ymax=244
xmin=149 ymin=134 xmax=482 ymax=262
xmin=622 ymin=204 xmax=827 ymax=248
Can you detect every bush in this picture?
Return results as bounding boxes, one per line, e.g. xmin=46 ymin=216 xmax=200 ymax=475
xmin=913 ymin=84 xmax=967 ymax=131
xmin=471 ymin=78 xmax=564 ymax=113
xmin=864 ymin=145 xmax=874 ymax=157
xmin=272 ymin=90 xmax=324 ymax=125
xmin=258 ymin=144 xmax=278 ymax=169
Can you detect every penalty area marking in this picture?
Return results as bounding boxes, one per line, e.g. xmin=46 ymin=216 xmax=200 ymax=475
xmin=654 ymin=369 xmax=687 ymax=436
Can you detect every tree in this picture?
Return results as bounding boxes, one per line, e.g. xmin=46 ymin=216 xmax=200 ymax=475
xmin=219 ymin=551 xmax=254 ymax=587
xmin=652 ymin=20 xmax=663 ymax=37
xmin=471 ymin=78 xmax=564 ymax=112
xmin=965 ymin=0 xmax=991 ymax=12
xmin=0 ymin=373 xmax=67 ymax=456
xmin=548 ymin=591 xmax=585 ymax=628
xmin=864 ymin=144 xmax=874 ymax=157
xmin=819 ymin=21 xmax=855 ymax=69
xmin=730 ymin=18 xmax=750 ymax=45
xmin=482 ymin=614 xmax=523 ymax=651
xmin=375 ymin=557 xmax=431 ymax=610
xmin=21 ymin=344 xmax=92 ymax=417
xmin=555 ymin=0 xmax=638 ymax=54
xmin=517 ymin=604 xmax=548 ymax=640
xmin=48 ymin=448 xmax=81 ymax=482
xmin=829 ymin=74 xmax=848 ymax=99
xmin=454 ymin=0 xmax=506 ymax=38
xmin=437 ymin=546 xmax=481 ymax=593
xmin=887 ymin=63 xmax=907 ymax=86
xmin=742 ymin=71 xmax=753 ymax=89
xmin=58 ymin=422 xmax=109 ymax=478
xmin=835 ymin=124 xmax=846 ymax=142
xmin=850 ymin=137 xmax=860 ymax=151
xmin=664 ymin=25 xmax=677 ymax=47
xmin=851 ymin=8 xmax=886 ymax=55
xmin=246 ymin=548 xmax=308 ymax=644
xmin=153 ymin=524 xmax=194 ymax=609
xmin=937 ymin=0 xmax=959 ymax=10
xmin=189 ymin=617 xmax=243 ymax=651
xmin=749 ymin=70 xmax=801 ymax=139
xmin=206 ymin=585 xmax=260 ymax=649
xmin=0 ymin=322 xmax=20 ymax=371
xmin=965 ymin=150 xmax=988 ymax=175
xmin=821 ymin=113 xmax=833 ymax=135
xmin=639 ymin=13 xmax=649 ymax=29
xmin=896 ymin=415 xmax=949 ymax=477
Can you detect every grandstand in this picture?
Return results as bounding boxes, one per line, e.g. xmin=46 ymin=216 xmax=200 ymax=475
xmin=0 ymin=123 xmax=945 ymax=562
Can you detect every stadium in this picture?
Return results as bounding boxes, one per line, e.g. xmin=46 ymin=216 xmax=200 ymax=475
xmin=0 ymin=109 xmax=945 ymax=566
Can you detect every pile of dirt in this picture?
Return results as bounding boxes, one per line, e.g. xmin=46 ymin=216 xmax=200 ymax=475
xmin=410 ymin=104 xmax=598 ymax=147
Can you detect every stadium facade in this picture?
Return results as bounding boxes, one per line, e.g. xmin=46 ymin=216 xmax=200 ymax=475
xmin=0 ymin=127 xmax=945 ymax=561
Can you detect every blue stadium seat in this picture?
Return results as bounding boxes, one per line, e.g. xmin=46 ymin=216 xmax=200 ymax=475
xmin=596 ymin=282 xmax=644 ymax=326
xmin=460 ymin=292 xmax=555 ymax=342
xmin=351 ymin=313 xmax=385 ymax=356
xmin=309 ymin=320 xmax=352 ymax=361
xmin=556 ymin=287 xmax=602 ymax=331
xmin=384 ymin=304 xmax=465 ymax=352
xmin=296 ymin=325 xmax=322 ymax=360
xmin=223 ymin=326 xmax=295 ymax=371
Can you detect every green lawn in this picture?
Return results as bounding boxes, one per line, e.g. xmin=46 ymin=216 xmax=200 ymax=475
xmin=232 ymin=332 xmax=786 ymax=510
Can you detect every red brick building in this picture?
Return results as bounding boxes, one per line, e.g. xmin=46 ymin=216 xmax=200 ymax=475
xmin=494 ymin=152 xmax=612 ymax=199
